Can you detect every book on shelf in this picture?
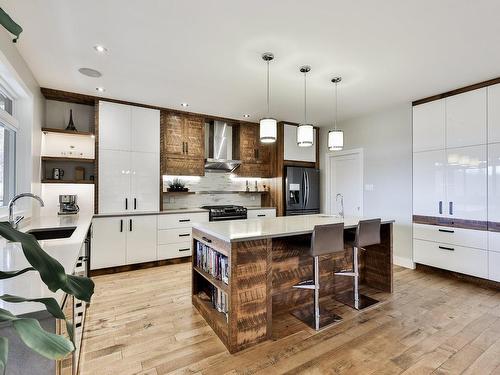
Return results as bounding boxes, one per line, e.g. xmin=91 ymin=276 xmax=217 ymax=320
xmin=196 ymin=241 xmax=229 ymax=284
xmin=199 ymin=284 xmax=228 ymax=322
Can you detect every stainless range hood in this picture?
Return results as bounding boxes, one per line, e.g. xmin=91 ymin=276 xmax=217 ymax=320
xmin=205 ymin=121 xmax=241 ymax=172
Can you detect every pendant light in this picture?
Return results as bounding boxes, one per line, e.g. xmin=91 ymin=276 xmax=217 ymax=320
xmin=297 ymin=65 xmax=314 ymax=147
xmin=259 ymin=52 xmax=277 ymax=143
xmin=328 ymin=77 xmax=343 ymax=151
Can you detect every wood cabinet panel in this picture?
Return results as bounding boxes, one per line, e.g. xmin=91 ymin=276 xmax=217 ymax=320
xmin=237 ymin=123 xmax=273 ymax=177
xmin=164 ymin=157 xmax=204 ymax=176
xmin=185 ymin=118 xmax=205 ymax=158
xmin=237 ymin=162 xmax=271 ymax=178
xmin=163 ymin=113 xmax=184 ymax=156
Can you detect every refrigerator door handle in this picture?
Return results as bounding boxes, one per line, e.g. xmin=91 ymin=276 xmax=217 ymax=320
xmin=302 ymin=171 xmax=306 ymax=207
xmin=304 ymin=171 xmax=309 ymax=208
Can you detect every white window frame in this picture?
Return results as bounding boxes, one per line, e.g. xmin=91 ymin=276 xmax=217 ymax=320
xmin=0 ymin=81 xmax=18 ymax=208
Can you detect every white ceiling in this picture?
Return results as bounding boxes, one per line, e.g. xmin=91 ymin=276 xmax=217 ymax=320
xmin=3 ymin=0 xmax=500 ymax=126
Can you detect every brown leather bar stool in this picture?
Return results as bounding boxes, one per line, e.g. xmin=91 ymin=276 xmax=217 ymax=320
xmin=335 ymin=218 xmax=381 ymax=310
xmin=292 ymin=223 xmax=345 ymax=330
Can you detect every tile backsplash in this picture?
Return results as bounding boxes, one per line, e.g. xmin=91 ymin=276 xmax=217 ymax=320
xmin=162 ymin=173 xmax=270 ymax=209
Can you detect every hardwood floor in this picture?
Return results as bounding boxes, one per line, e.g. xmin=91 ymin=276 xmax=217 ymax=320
xmin=80 ymin=263 xmax=500 ymax=375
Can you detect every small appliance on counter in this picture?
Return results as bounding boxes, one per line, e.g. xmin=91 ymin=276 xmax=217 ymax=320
xmin=58 ymin=194 xmax=80 ymax=215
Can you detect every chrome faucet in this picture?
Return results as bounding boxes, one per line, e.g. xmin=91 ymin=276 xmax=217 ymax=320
xmin=336 ymin=193 xmax=344 ymax=219
xmin=8 ymin=193 xmax=45 ymax=229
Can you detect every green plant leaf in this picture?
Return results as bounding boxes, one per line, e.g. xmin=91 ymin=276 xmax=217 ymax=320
xmin=0 ymin=295 xmax=73 ymax=342
xmin=0 ymin=222 xmax=95 ymax=302
xmin=0 ymin=337 xmax=7 ymax=375
xmin=0 ymin=308 xmax=73 ymax=360
xmin=0 ymin=267 xmax=34 ymax=279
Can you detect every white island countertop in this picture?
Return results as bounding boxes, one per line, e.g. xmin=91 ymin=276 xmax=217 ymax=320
xmin=193 ymin=214 xmax=395 ymax=242
xmin=0 ymin=214 xmax=93 ymax=316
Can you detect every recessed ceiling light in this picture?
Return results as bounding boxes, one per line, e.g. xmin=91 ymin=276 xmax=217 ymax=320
xmin=243 ymin=114 xmax=250 ymax=118
xmin=94 ymin=45 xmax=108 ymax=53
xmin=78 ymin=67 xmax=102 ymax=78
xmin=181 ymin=102 xmax=189 ymax=107
xmin=96 ymin=87 xmax=105 ymax=93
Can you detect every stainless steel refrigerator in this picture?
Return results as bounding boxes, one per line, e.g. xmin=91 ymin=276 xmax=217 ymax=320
xmin=285 ymin=166 xmax=320 ymax=216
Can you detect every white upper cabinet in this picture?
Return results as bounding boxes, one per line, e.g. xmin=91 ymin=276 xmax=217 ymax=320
xmin=446 ymin=145 xmax=487 ymax=221
xmin=412 ymin=99 xmax=445 ymax=152
xmin=130 ymin=151 xmax=160 ymax=212
xmin=99 ymin=101 xmax=131 ymax=151
xmin=284 ymin=124 xmax=316 ymax=162
xmin=99 ymin=150 xmax=131 ymax=213
xmin=130 ymin=106 xmax=160 ymax=153
xmin=445 ymin=88 xmax=487 ymax=148
xmin=488 ymin=143 xmax=500 ymax=223
xmin=488 ymin=84 xmax=500 ymax=144
xmin=413 ymin=150 xmax=446 ymax=217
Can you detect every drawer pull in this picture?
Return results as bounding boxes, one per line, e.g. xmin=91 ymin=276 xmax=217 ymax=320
xmin=257 ymin=214 xmax=266 ymax=217
xmin=439 ymin=245 xmax=455 ymax=251
xmin=179 ymin=219 xmax=190 ymax=223
xmin=438 ymin=229 xmax=454 ymax=233
xmin=77 ymin=312 xmax=83 ymax=317
xmin=201 ymin=236 xmax=212 ymax=243
xmin=76 ymin=322 xmax=82 ymax=328
xmin=178 ymin=233 xmax=190 ymax=237
xmin=75 ymin=302 xmax=82 ymax=308
xmin=179 ymin=248 xmax=190 ymax=252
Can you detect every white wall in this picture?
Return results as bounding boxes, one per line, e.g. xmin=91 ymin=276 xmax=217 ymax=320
xmin=320 ymin=102 xmax=413 ymax=267
xmin=0 ymin=28 xmax=44 ymax=217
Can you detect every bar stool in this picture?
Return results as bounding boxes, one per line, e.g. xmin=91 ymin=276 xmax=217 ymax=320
xmin=292 ymin=223 xmax=345 ymax=330
xmin=335 ymin=218 xmax=381 ymax=310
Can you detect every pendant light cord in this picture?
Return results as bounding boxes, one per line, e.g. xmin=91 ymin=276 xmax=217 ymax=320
xmin=303 ymin=71 xmax=307 ymax=124
xmin=266 ymin=60 xmax=270 ymax=117
xmin=334 ymin=81 xmax=338 ymax=130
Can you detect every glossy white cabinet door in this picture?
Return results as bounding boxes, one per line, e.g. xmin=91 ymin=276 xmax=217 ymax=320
xmin=98 ymin=150 xmax=131 ymax=213
xmin=488 ymin=143 xmax=500 ymax=224
xmin=130 ymin=152 xmax=159 ymax=212
xmin=446 ymin=88 xmax=487 ymax=148
xmin=91 ymin=217 xmax=127 ymax=269
xmin=99 ymin=101 xmax=131 ymax=151
xmin=412 ymin=100 xmax=445 ymax=152
xmin=126 ymin=215 xmax=157 ymax=264
xmin=130 ymin=106 xmax=160 ymax=153
xmin=283 ymin=124 xmax=316 ymax=162
xmin=413 ymin=150 xmax=446 ymax=217
xmin=488 ymin=84 xmax=500 ymax=144
xmin=446 ymin=145 xmax=487 ymax=221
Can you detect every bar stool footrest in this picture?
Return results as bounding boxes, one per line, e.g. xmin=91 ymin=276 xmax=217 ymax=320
xmin=335 ymin=291 xmax=379 ymax=310
xmin=293 ymin=280 xmax=316 ymax=290
xmin=334 ymin=271 xmax=356 ymax=277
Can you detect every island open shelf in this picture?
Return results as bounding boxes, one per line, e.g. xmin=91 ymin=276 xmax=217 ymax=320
xmin=191 ymin=215 xmax=394 ymax=353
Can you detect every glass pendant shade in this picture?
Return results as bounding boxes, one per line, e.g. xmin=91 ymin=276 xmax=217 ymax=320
xmin=297 ymin=124 xmax=314 ymax=147
xmin=260 ymin=118 xmax=277 ymax=143
xmin=328 ymin=129 xmax=344 ymax=151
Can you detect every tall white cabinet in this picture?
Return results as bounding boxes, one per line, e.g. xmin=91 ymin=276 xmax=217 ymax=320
xmin=98 ymin=101 xmax=160 ymax=213
xmin=413 ymin=83 xmax=500 ymax=282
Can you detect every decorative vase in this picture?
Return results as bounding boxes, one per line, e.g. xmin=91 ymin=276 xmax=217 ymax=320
xmin=66 ymin=109 xmax=77 ymax=131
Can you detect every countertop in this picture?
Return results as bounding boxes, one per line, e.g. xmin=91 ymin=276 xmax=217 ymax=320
xmin=193 ymin=214 xmax=395 ymax=242
xmin=93 ymin=206 xmax=276 ymax=218
xmin=0 ymin=214 xmax=93 ymax=315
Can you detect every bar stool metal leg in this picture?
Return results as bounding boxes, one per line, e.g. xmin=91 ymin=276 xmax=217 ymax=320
xmin=313 ymin=256 xmax=320 ymax=330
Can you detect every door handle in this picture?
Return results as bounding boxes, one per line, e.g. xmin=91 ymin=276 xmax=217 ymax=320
xmin=257 ymin=214 xmax=266 ymax=217
xmin=129 ymin=219 xmax=132 ymax=232
xmin=449 ymin=202 xmax=453 ymax=215
xmin=182 ymin=142 xmax=185 ymax=154
xmin=134 ymin=198 xmax=137 ymax=210
xmin=179 ymin=219 xmax=190 ymax=222
xmin=439 ymin=245 xmax=455 ymax=251
xmin=186 ymin=142 xmax=188 ymax=154
xmin=201 ymin=236 xmax=212 ymax=243
xmin=120 ymin=219 xmax=123 ymax=232
xmin=439 ymin=201 xmax=443 ymax=215
xmin=179 ymin=248 xmax=190 ymax=252
xmin=438 ymin=229 xmax=454 ymax=233
xmin=125 ymin=198 xmax=128 ymax=210
xmin=178 ymin=233 xmax=190 ymax=237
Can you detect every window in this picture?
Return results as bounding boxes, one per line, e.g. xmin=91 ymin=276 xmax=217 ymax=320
xmin=0 ymin=122 xmax=15 ymax=206
xmin=0 ymin=91 xmax=13 ymax=115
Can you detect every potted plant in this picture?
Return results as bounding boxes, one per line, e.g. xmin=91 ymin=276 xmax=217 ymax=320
xmin=0 ymin=222 xmax=95 ymax=374
xmin=167 ymin=178 xmax=188 ymax=192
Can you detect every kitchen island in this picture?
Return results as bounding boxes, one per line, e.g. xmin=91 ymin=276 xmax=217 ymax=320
xmin=191 ymin=214 xmax=394 ymax=353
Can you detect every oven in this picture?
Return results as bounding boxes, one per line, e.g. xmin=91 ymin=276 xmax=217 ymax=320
xmin=202 ymin=205 xmax=247 ymax=222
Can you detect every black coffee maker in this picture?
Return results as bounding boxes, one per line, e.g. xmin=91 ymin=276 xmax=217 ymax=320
xmin=59 ymin=194 xmax=80 ymax=215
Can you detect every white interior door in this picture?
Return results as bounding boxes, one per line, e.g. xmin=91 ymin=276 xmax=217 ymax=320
xmin=328 ymin=150 xmax=363 ymax=216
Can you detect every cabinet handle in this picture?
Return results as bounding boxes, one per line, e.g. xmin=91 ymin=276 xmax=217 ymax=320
xmin=178 ymin=233 xmax=190 ymax=237
xmin=201 ymin=236 xmax=212 ymax=243
xmin=75 ymin=302 xmax=82 ymax=308
xmin=179 ymin=219 xmax=190 ymax=222
xmin=438 ymin=229 xmax=454 ymax=233
xmin=125 ymin=198 xmax=128 ymax=210
xmin=129 ymin=219 xmax=133 ymax=232
xmin=449 ymin=202 xmax=453 ymax=215
xmin=257 ymin=214 xmax=266 ymax=217
xmin=134 ymin=198 xmax=137 ymax=210
xmin=439 ymin=245 xmax=455 ymax=251
xmin=120 ymin=219 xmax=123 ymax=232
xmin=439 ymin=201 xmax=443 ymax=215
xmin=179 ymin=248 xmax=190 ymax=252
xmin=76 ymin=322 xmax=82 ymax=328
xmin=77 ymin=312 xmax=83 ymax=317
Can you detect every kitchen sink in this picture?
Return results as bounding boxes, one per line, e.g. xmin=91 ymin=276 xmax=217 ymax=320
xmin=27 ymin=226 xmax=77 ymax=240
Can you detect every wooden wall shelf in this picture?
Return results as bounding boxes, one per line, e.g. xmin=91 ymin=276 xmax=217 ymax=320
xmin=42 ymin=179 xmax=95 ymax=184
xmin=42 ymin=128 xmax=95 ymax=136
xmin=42 ymin=156 xmax=95 ymax=163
